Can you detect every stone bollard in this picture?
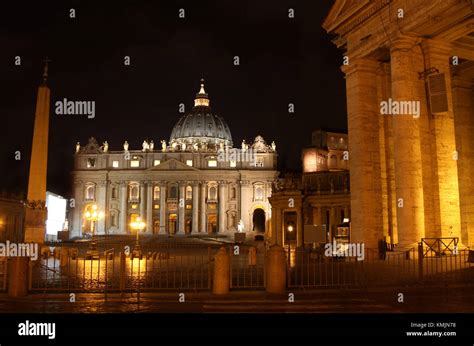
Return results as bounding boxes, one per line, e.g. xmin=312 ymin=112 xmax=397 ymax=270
xmin=212 ymin=247 xmax=230 ymax=295
xmin=248 ymin=246 xmax=257 ymax=266
xmin=265 ymin=245 xmax=287 ymax=294
xmin=8 ymin=257 xmax=30 ymax=298
xmin=59 ymin=247 xmax=69 ymax=267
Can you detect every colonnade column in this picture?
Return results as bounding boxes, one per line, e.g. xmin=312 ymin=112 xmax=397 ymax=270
xmin=341 ymin=57 xmax=384 ymax=249
xmin=192 ymin=182 xmax=199 ymax=233
xmin=390 ymin=37 xmax=425 ymax=248
xmin=200 ymin=182 xmax=207 ymax=233
xmin=120 ymin=182 xmax=128 ymax=234
xmin=422 ymin=39 xmax=461 ymax=241
xmin=218 ymin=181 xmax=227 ymax=233
xmin=178 ymin=183 xmax=186 ymax=234
xmin=159 ymin=183 xmax=167 ymax=234
xmin=146 ymin=182 xmax=153 ymax=234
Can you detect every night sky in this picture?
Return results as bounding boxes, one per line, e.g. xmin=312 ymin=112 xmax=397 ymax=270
xmin=0 ymin=0 xmax=346 ymax=199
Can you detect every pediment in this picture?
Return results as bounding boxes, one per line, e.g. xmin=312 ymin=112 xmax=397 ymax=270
xmin=147 ymin=158 xmax=200 ymax=172
xmin=322 ymin=0 xmax=371 ymax=34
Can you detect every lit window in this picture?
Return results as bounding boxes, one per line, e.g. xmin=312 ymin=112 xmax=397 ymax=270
xmin=153 ymin=160 xmax=161 ymax=166
xmin=153 ymin=186 xmax=160 ymax=200
xmin=130 ymin=160 xmax=140 ymax=168
xmin=129 ymin=184 xmax=139 ymax=200
xmin=85 ymin=185 xmax=95 ymax=200
xmin=186 ymin=186 xmax=192 ymax=200
xmin=87 ymin=158 xmax=96 ymax=168
xmin=131 ymin=204 xmax=138 ymax=209
xmin=255 ymin=186 xmax=264 ymax=201
xmin=112 ymin=161 xmax=119 ymax=168
xmin=186 ymin=160 xmax=193 ymax=167
xmin=154 ymin=204 xmax=160 ymax=209
xmin=208 ymin=160 xmax=217 ymax=167
xmin=186 ymin=205 xmax=192 ymax=210
xmin=230 ymin=160 xmax=237 ymax=168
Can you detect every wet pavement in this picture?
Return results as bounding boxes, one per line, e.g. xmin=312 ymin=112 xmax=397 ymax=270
xmin=1 ymin=284 xmax=474 ymax=313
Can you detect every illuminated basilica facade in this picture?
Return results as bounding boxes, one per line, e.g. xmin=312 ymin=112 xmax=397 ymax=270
xmin=70 ymin=81 xmax=278 ymax=238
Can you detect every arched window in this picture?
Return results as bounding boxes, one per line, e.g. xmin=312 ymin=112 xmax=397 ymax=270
xmin=85 ymin=184 xmax=95 ymax=201
xmin=186 ymin=186 xmax=193 ymax=200
xmin=129 ymin=183 xmax=139 ymax=200
xmin=153 ymin=186 xmax=161 ymax=200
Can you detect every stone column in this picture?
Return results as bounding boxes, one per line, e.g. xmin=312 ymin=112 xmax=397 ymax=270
xmin=200 ymin=182 xmax=207 ymax=233
xmin=390 ymin=37 xmax=425 ymax=248
xmin=218 ymin=181 xmax=227 ymax=233
xmin=159 ymin=183 xmax=167 ymax=234
xmin=71 ymin=181 xmax=83 ymax=238
xmin=341 ymin=58 xmax=384 ymax=249
xmin=192 ymin=182 xmax=199 ymax=233
xmin=96 ymin=181 xmax=107 ymax=235
xmin=139 ymin=182 xmax=146 ymax=223
xmin=453 ymin=74 xmax=474 ymax=247
xmin=120 ymin=182 xmax=128 ymax=234
xmin=178 ymin=183 xmax=186 ymax=234
xmin=422 ymin=39 xmax=462 ymax=242
xmin=146 ymin=182 xmax=153 ymax=234
xmin=239 ymin=180 xmax=251 ymax=232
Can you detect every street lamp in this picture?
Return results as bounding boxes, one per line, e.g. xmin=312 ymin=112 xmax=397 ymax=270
xmin=84 ymin=204 xmax=104 ymax=256
xmin=130 ymin=216 xmax=146 ymax=258
xmin=286 ymin=221 xmax=296 ymax=268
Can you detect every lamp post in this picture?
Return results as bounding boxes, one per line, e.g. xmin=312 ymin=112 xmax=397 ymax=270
xmin=286 ymin=222 xmax=295 ymax=268
xmin=130 ymin=216 xmax=146 ymax=258
xmin=84 ymin=204 xmax=104 ymax=256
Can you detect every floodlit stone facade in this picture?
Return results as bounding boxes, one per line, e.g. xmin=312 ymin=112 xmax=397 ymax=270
xmin=324 ymin=0 xmax=474 ymax=249
xmin=71 ymin=81 xmax=278 ymax=238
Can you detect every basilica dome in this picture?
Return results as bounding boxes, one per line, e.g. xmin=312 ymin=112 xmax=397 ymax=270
xmin=169 ymin=80 xmax=233 ymax=149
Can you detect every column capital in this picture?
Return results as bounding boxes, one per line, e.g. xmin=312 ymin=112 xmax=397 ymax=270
xmin=389 ymin=35 xmax=419 ymax=52
xmin=421 ymin=38 xmax=452 ymax=58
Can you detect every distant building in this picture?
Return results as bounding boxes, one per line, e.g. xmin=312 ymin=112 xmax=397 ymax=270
xmin=71 ymin=80 xmax=278 ymax=238
xmin=302 ymin=130 xmax=349 ymax=172
xmin=269 ymin=130 xmax=350 ymax=248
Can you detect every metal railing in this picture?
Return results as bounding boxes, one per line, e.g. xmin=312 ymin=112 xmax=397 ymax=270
xmin=288 ymin=246 xmax=474 ymax=288
xmin=229 ymin=246 xmax=265 ymax=289
xmin=29 ymin=246 xmax=216 ymax=292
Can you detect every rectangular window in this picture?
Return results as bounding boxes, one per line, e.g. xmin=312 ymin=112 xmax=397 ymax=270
xmin=186 ymin=160 xmax=193 ymax=166
xmin=112 ymin=161 xmax=119 ymax=168
xmin=153 ymin=160 xmax=161 ymax=166
xmin=230 ymin=160 xmax=237 ymax=168
xmin=154 ymin=204 xmax=160 ymax=209
xmin=208 ymin=160 xmax=217 ymax=167
xmin=130 ymin=160 xmax=140 ymax=168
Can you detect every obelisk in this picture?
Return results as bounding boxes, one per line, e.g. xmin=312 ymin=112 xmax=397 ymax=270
xmin=24 ymin=59 xmax=51 ymax=244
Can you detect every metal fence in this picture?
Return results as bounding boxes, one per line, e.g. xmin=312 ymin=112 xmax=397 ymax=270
xmin=229 ymin=245 xmax=265 ymax=289
xmin=22 ymin=243 xmax=474 ymax=293
xmin=29 ymin=246 xmax=216 ymax=292
xmin=288 ymin=246 xmax=474 ymax=288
